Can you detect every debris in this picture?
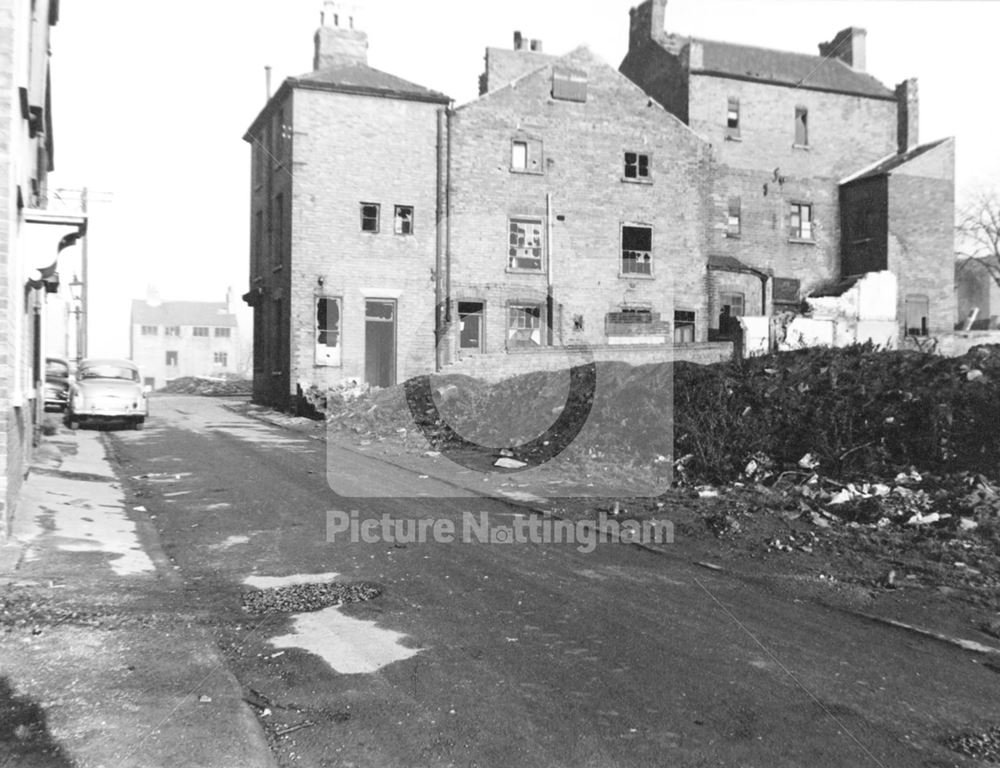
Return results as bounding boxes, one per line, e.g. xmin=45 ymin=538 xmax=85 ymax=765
xmin=694 ymin=561 xmax=723 ymax=571
xmin=198 ymin=695 xmax=212 ymax=704
xmin=696 ymin=486 xmax=719 ymax=499
xmin=494 ymin=457 xmax=527 ymax=469
xmin=276 ymin=721 xmax=316 ymax=737
xmin=242 ymin=581 xmax=383 ymax=615
xmin=798 ymin=453 xmax=820 ymax=470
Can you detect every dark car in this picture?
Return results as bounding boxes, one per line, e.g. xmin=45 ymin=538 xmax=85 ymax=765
xmin=44 ymin=357 xmax=71 ymax=412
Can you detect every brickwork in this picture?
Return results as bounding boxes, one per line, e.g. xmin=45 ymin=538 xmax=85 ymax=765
xmin=447 ymin=47 xmax=714 ymax=363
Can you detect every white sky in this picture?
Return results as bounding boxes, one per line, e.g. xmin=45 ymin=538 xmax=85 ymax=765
xmin=48 ymin=0 xmax=1000 ymax=358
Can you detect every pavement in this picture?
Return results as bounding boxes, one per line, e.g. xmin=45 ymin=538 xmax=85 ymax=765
xmin=0 ymin=419 xmax=276 ymax=768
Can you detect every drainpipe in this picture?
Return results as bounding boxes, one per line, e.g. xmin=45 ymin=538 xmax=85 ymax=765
xmin=445 ymin=107 xmax=453 ymax=349
xmin=546 ymin=192 xmax=554 ymax=346
xmin=435 ymin=108 xmax=448 ymax=371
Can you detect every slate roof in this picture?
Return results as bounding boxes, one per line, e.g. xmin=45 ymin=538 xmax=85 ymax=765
xmin=131 ymin=300 xmax=237 ymax=328
xmin=842 ymin=138 xmax=950 ymax=183
xmin=291 ymin=64 xmax=451 ymax=103
xmin=691 ymin=38 xmax=894 ymax=99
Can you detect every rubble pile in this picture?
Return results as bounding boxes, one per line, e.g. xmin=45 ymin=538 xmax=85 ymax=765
xmin=241 ymin=581 xmax=383 ymax=615
xmin=159 ymin=376 xmax=252 ymax=396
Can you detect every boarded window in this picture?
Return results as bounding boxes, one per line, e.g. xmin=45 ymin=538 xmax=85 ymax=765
xmin=316 ymin=296 xmax=342 ymax=366
xmin=726 ymin=98 xmax=740 ymax=138
xmin=360 ymin=202 xmax=380 ymax=233
xmin=905 ymin=294 xmax=929 ymax=336
xmin=621 ymin=224 xmax=653 ymax=275
xmin=508 ymin=304 xmax=543 ymax=346
xmin=624 ymin=152 xmax=650 ymax=180
xmin=551 ymin=66 xmax=587 ymax=102
xmin=727 ymin=197 xmax=741 ymax=236
xmin=789 ymin=202 xmax=813 ymax=240
xmin=674 ymin=310 xmax=696 ymax=343
xmin=510 ymin=137 xmax=543 ymax=173
xmin=508 ymin=218 xmax=544 ymax=270
xmin=794 ymin=106 xmax=808 ymax=146
xmin=394 ymin=205 xmax=414 ymax=235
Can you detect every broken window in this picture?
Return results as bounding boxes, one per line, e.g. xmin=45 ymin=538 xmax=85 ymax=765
xmin=674 ymin=310 xmax=696 ymax=343
xmin=727 ymin=98 xmax=740 ymax=138
xmin=720 ymin=292 xmax=745 ymax=317
xmin=214 ymin=327 xmax=231 ymax=338
xmin=508 ymin=218 xmax=544 ymax=270
xmin=192 ymin=327 xmax=209 ymax=337
xmin=904 ymin=294 xmax=929 ymax=336
xmin=141 ymin=325 xmax=158 ymax=336
xmin=165 ymin=351 xmax=178 ymax=366
xmin=573 ymin=314 xmax=584 ymax=332
xmin=458 ymin=301 xmax=484 ymax=350
xmin=316 ymin=296 xmax=342 ymax=366
xmin=624 ymin=152 xmax=650 ymax=181
xmin=727 ymin=197 xmax=741 ymax=236
xmin=394 ymin=205 xmax=414 ymax=235
xmin=510 ymin=137 xmax=543 ymax=173
xmin=794 ymin=106 xmax=808 ymax=146
xmin=360 ymin=202 xmax=380 ymax=233
xmin=789 ymin=202 xmax=813 ymax=240
xmin=164 ymin=326 xmax=180 ymax=337
xmin=213 ymin=352 xmax=228 ymax=366
xmin=621 ymin=224 xmax=652 ymax=275
xmin=507 ymin=304 xmax=543 ymax=347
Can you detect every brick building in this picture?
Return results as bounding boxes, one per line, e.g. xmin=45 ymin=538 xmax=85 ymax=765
xmin=243 ymin=1 xmax=449 ymax=409
xmin=0 ymin=0 xmax=86 ymax=538
xmin=445 ymin=44 xmax=714 ymax=360
xmin=129 ymin=291 xmax=242 ymax=388
xmin=620 ymin=0 xmax=955 ymax=341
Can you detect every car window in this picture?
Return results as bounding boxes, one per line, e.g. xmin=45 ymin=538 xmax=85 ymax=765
xmin=45 ymin=360 xmax=69 ymax=377
xmin=80 ymin=365 xmax=139 ymax=382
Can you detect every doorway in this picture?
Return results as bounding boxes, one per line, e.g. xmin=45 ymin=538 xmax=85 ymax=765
xmin=365 ymin=299 xmax=396 ymax=387
xmin=458 ymin=301 xmax=484 ymax=351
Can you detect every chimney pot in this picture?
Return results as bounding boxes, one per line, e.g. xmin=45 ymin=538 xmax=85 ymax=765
xmin=895 ymin=78 xmax=919 ymax=154
xmin=819 ymin=26 xmax=866 ymax=72
xmin=530 ymin=39 xmax=542 ymax=52
xmin=628 ymin=0 xmax=667 ymax=52
xmin=513 ymin=31 xmax=523 ymax=50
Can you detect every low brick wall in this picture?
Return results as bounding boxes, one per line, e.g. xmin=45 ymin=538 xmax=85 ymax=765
xmin=442 ymin=342 xmax=733 ymax=382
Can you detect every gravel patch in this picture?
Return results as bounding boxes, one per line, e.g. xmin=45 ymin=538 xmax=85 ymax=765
xmin=241 ymin=581 xmax=383 ymax=615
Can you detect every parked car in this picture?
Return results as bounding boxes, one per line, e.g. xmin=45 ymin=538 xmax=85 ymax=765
xmin=44 ymin=357 xmax=71 ymax=412
xmin=67 ymin=358 xmax=149 ymax=430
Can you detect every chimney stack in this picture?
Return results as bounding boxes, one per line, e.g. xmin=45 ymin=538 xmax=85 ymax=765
xmin=628 ymin=0 xmax=667 ymax=53
xmin=513 ymin=31 xmax=524 ymax=50
xmin=895 ymin=78 xmax=919 ymax=154
xmin=314 ymin=0 xmax=368 ymax=70
xmin=818 ymin=27 xmax=866 ymax=71
xmin=530 ymin=39 xmax=542 ymax=53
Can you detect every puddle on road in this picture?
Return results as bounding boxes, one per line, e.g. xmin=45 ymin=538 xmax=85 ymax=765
xmin=243 ymin=572 xmax=340 ymax=589
xmin=268 ymin=606 xmax=422 ymax=674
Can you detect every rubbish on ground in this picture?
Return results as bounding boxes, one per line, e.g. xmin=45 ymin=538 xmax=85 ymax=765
xmin=494 ymin=457 xmax=527 ymax=469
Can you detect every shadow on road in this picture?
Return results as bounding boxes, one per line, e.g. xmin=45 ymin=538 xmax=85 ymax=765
xmin=0 ymin=675 xmax=73 ymax=767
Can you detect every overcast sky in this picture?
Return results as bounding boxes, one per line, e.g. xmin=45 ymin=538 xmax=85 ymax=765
xmin=47 ymin=0 xmax=1000 ymax=358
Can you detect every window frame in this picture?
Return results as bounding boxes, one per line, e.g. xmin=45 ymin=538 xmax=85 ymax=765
xmin=213 ymin=351 xmax=229 ymax=366
xmin=623 ymin=151 xmax=652 ymax=183
xmin=904 ymin=294 xmax=930 ymax=337
xmin=620 ymin=222 xmax=654 ymax=278
xmin=509 ymin=136 xmax=543 ymax=175
xmin=192 ymin=326 xmax=209 ymax=337
xmin=315 ymin=295 xmax=343 ymax=367
xmin=393 ymin=204 xmax=414 ymax=236
xmin=727 ymin=196 xmax=741 ymax=238
xmin=360 ymin=202 xmax=380 ymax=233
xmin=726 ymin=97 xmax=741 ymax=140
xmin=214 ymin=327 xmax=231 ymax=338
xmin=794 ymin=106 xmax=809 ymax=147
xmin=506 ymin=302 xmax=545 ymax=348
xmin=140 ymin=325 xmax=158 ymax=336
xmin=165 ymin=351 xmax=178 ymax=366
xmin=788 ymin=202 xmax=815 ymax=242
xmin=674 ymin=310 xmax=696 ymax=344
xmin=507 ymin=216 xmax=545 ymax=272
xmin=164 ymin=325 xmax=180 ymax=337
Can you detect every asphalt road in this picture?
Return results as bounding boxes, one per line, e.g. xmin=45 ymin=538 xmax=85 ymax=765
xmin=104 ymin=394 xmax=999 ymax=768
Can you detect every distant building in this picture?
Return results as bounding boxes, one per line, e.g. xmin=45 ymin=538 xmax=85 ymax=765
xmin=956 ymin=258 xmax=1000 ymax=330
xmin=129 ymin=290 xmax=241 ymax=388
xmin=0 ymin=0 xmax=86 ymax=538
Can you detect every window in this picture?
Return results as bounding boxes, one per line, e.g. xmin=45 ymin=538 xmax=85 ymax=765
xmin=552 ymin=66 xmax=588 ymax=102
xmin=315 ymin=296 xmax=341 ymax=366
xmin=273 ymin=193 xmax=285 ymax=267
xmin=510 ymin=137 xmax=543 ymax=173
xmin=727 ymin=197 xmax=741 ymax=236
xmin=165 ymin=351 xmax=178 ymax=366
xmin=621 ymin=224 xmax=653 ymax=275
xmin=674 ymin=310 xmax=696 ymax=343
xmin=572 ymin=314 xmax=584 ymax=332
xmin=193 ymin=326 xmax=209 ymax=337
xmin=214 ymin=352 xmax=228 ymax=366
xmin=720 ymin=292 xmax=745 ymax=319
xmin=624 ymin=152 xmax=650 ymax=181
xmin=458 ymin=301 xmax=484 ymax=350
xmin=726 ymin=98 xmax=740 ymax=139
xmin=508 ymin=218 xmax=544 ymax=270
xmin=164 ymin=326 xmax=180 ymax=337
xmin=508 ymin=304 xmax=543 ymax=346
xmin=794 ymin=106 xmax=808 ymax=146
xmin=214 ymin=327 xmax=231 ymax=338
xmin=905 ymin=295 xmax=929 ymax=336
xmin=141 ymin=325 xmax=158 ymax=336
xmin=274 ymin=107 xmax=291 ymax=161
xmin=254 ymin=210 xmax=264 ymax=273
xmin=789 ymin=203 xmax=814 ymax=240
xmin=361 ymin=202 xmax=380 ymax=233
xmin=394 ymin=205 xmax=414 ymax=235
